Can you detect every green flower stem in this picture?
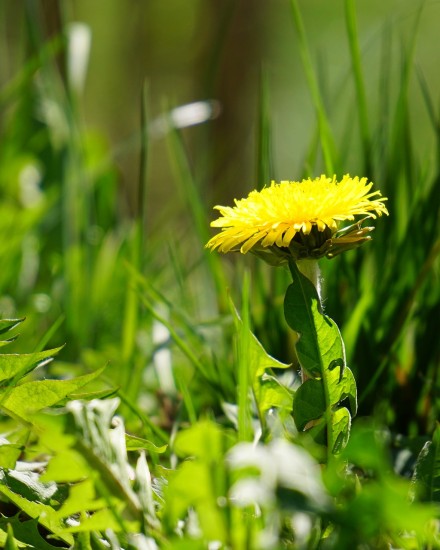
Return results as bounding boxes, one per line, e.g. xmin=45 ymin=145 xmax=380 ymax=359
xmin=284 ymin=259 xmax=357 ymax=458
xmin=297 ymin=259 xmax=321 ymax=383
xmin=297 ymin=260 xmax=321 ymax=299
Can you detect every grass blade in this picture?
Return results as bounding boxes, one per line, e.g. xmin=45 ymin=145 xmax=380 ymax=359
xmin=289 ymin=0 xmax=337 ymax=174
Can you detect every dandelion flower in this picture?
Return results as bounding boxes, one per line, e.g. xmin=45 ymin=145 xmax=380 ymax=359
xmin=206 ymin=174 xmax=388 ymax=262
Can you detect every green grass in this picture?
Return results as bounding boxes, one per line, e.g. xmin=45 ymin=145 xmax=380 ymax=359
xmin=0 ymin=2 xmax=439 ymax=548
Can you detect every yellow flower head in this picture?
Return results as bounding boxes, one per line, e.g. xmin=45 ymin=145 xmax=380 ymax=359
xmin=206 ymin=174 xmax=388 ymax=263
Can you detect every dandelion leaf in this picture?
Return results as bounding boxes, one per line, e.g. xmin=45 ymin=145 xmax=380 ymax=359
xmin=292 ymin=378 xmax=325 ymax=430
xmin=285 ymin=261 xmax=357 ymax=453
xmin=0 ymin=518 xmax=61 ymax=550
xmin=0 ymin=346 xmax=63 ymax=384
xmin=1 ymin=366 xmax=105 ymax=422
xmin=0 ymin=318 xmax=25 ymax=337
xmin=231 ymin=302 xmax=292 ymax=417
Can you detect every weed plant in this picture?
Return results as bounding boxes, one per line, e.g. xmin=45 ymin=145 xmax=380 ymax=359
xmin=0 ymin=1 xmax=438 ymax=548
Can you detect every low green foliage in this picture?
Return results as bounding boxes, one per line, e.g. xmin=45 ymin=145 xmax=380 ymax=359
xmin=0 ymin=312 xmax=439 ymax=548
xmin=0 ymin=1 xmax=439 ymax=548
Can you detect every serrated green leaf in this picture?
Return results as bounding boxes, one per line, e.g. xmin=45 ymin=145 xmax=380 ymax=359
xmin=1 ymin=366 xmax=105 ymax=422
xmin=0 ymin=483 xmax=73 ymax=546
xmin=0 ymin=467 xmax=63 ymax=505
xmin=230 ymin=301 xmax=290 ymax=420
xmin=0 ymin=427 xmax=29 ymax=471
xmin=0 ymin=346 xmax=63 ymax=384
xmin=0 ymin=336 xmax=19 ymax=348
xmin=284 ymin=264 xmax=344 ymax=380
xmin=292 ymin=379 xmax=325 ymax=430
xmin=230 ymin=299 xmax=289 ymax=377
xmin=54 ymin=479 xmax=107 ymax=519
xmin=68 ymin=387 xmax=119 ymax=401
xmin=0 ymin=517 xmax=60 ymax=549
xmin=0 ymin=444 xmax=25 ymax=470
xmin=294 ymin=363 xmax=357 ymax=450
xmin=285 ymin=261 xmax=357 ymax=455
xmin=327 ymin=365 xmax=357 ymax=417
xmin=330 ymin=407 xmax=351 ymax=454
xmin=258 ymin=374 xmax=293 ymax=415
xmin=0 ymin=319 xmax=25 ymax=337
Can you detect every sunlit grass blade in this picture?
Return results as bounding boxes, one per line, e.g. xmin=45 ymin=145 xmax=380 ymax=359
xmin=253 ymin=68 xmax=289 ymax=361
xmin=386 ymin=2 xmax=424 ymax=222
xmin=122 ymin=83 xmax=150 ymax=393
xmin=256 ymin=68 xmax=274 ymax=189
xmin=175 ymin=371 xmax=197 ymax=425
xmin=289 ymin=0 xmax=338 ymax=174
xmin=344 ymin=0 xmax=371 ymax=173
xmin=167 ymin=126 xmax=229 ymax=311
xmin=236 ymin=270 xmax=252 ymax=442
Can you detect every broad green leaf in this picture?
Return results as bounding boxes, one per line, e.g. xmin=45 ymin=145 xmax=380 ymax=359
xmin=231 ymin=302 xmax=290 ymax=419
xmin=292 ymin=379 xmax=325 ymax=430
xmin=330 ymin=407 xmax=351 ymax=454
xmin=231 ymin=306 xmax=289 ymax=379
xmin=0 ymin=467 xmax=65 ymax=506
xmin=41 ymin=449 xmax=91 ymax=482
xmin=0 ymin=517 xmax=60 ymax=549
xmin=285 ymin=261 xmax=357 ymax=454
xmin=174 ymin=420 xmax=225 ymax=460
xmin=0 ymin=444 xmax=24 ymax=470
xmin=0 ymin=482 xmax=73 ymax=546
xmin=54 ymin=479 xmax=107 ymax=519
xmin=37 ymin=415 xmax=95 ymax=482
xmin=0 ymin=346 xmax=63 ymax=384
xmin=0 ymin=429 xmax=29 ymax=470
xmin=327 ymin=365 xmax=357 ymax=417
xmin=1 ymin=366 xmax=105 ymax=421
xmin=258 ymin=374 xmax=293 ymax=415
xmin=284 ymin=263 xmax=344 ymax=380
xmin=165 ymin=460 xmax=227 ymax=543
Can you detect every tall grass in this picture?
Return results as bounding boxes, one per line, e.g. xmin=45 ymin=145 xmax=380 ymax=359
xmin=0 ymin=2 xmax=438 ymax=548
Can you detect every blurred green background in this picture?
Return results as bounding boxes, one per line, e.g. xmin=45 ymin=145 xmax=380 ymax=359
xmin=3 ymin=1 xmax=439 ymax=206
xmin=0 ymin=0 xmax=439 ymax=438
